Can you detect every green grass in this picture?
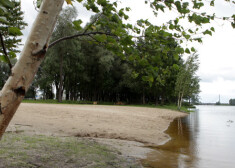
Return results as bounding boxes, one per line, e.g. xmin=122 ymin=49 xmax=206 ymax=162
xmin=23 ymin=99 xmax=193 ymax=113
xmin=0 ymin=133 xmax=141 ymax=168
xmin=128 ymin=104 xmax=191 ymax=113
xmin=23 ymin=99 xmax=114 ymax=105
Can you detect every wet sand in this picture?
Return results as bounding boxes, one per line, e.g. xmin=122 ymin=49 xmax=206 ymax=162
xmin=7 ymin=103 xmax=187 ymax=158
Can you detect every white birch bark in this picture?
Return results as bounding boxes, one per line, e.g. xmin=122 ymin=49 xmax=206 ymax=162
xmin=0 ymin=0 xmax=64 ymax=138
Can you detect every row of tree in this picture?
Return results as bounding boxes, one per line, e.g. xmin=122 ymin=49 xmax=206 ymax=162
xmin=21 ymin=7 xmax=200 ymax=107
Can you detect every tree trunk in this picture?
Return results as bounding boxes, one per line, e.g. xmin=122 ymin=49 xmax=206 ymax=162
xmin=142 ymin=91 xmax=146 ymax=105
xmin=177 ymin=92 xmax=181 ymax=110
xmin=0 ymin=0 xmax=64 ymax=139
xmin=55 ymin=81 xmax=59 ymax=100
xmin=161 ymin=95 xmax=165 ymax=105
xmin=179 ymin=92 xmax=184 ymax=110
xmin=155 ymin=97 xmax=158 ymax=106
xmin=66 ymin=90 xmax=69 ymax=100
xmin=58 ymin=53 xmax=64 ymax=102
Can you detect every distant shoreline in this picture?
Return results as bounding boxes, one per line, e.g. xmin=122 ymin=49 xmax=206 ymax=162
xmin=197 ymin=103 xmax=231 ymax=106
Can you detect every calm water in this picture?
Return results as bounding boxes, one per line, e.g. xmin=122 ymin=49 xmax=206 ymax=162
xmin=142 ymin=105 xmax=235 ymax=168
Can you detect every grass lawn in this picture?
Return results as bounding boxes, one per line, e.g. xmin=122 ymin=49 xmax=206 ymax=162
xmin=0 ymin=133 xmax=141 ymax=168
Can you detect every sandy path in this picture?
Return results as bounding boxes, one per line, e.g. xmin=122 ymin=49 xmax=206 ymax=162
xmin=7 ymin=103 xmax=187 ymax=146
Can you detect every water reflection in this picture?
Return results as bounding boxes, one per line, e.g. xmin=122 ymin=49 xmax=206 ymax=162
xmin=142 ymin=106 xmax=235 ymax=168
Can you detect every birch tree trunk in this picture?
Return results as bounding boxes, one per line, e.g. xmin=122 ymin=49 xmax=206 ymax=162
xmin=177 ymin=92 xmax=181 ymax=110
xmin=179 ymin=92 xmax=184 ymax=110
xmin=0 ymin=0 xmax=64 ymax=139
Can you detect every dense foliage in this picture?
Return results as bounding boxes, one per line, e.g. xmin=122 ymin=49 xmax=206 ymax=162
xmin=29 ymin=7 xmax=197 ymax=105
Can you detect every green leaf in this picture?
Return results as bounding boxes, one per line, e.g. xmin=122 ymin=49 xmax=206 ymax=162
xmin=169 ymin=24 xmax=174 ymax=30
xmin=124 ymin=15 xmax=129 ymax=20
xmin=142 ymin=75 xmax=154 ymax=83
xmin=182 ymin=31 xmax=190 ymax=39
xmin=36 ymin=0 xmax=42 ymax=8
xmin=231 ymin=22 xmax=235 ymax=29
xmin=210 ymin=0 xmax=215 ymax=6
xmin=66 ymin=0 xmax=73 ymax=5
xmin=73 ymin=20 xmax=83 ymax=30
xmin=95 ymin=34 xmax=107 ymax=43
xmin=89 ymin=3 xmax=100 ymax=13
xmin=8 ymin=27 xmax=23 ymax=36
xmin=175 ymin=47 xmax=184 ymax=54
xmin=8 ymin=51 xmax=16 ymax=59
xmin=121 ymin=36 xmax=133 ymax=45
xmin=174 ymin=18 xmax=179 ymax=25
xmin=149 ymin=75 xmax=154 ymax=83
xmin=0 ymin=16 xmax=8 ymax=24
xmin=0 ymin=0 xmax=14 ymax=8
xmin=185 ymin=48 xmax=190 ymax=54
xmin=203 ymin=29 xmax=212 ymax=36
xmin=191 ymin=47 xmax=196 ymax=52
xmin=113 ymin=2 xmax=117 ymax=7
xmin=188 ymin=29 xmax=194 ymax=34
xmin=132 ymin=72 xmax=139 ymax=79
xmin=173 ymin=53 xmax=179 ymax=60
xmin=125 ymin=7 xmax=130 ymax=12
xmin=210 ymin=27 xmax=215 ymax=32
xmin=194 ymin=38 xmax=202 ymax=43
xmin=173 ymin=64 xmax=179 ymax=70
xmin=0 ymin=55 xmax=6 ymax=62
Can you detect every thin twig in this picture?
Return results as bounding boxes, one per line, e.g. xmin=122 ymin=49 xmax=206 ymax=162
xmin=0 ymin=33 xmax=12 ymax=69
xmin=83 ymin=13 xmax=103 ymax=34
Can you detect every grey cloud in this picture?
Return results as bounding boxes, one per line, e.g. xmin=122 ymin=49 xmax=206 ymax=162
xmin=200 ymin=66 xmax=235 ymax=83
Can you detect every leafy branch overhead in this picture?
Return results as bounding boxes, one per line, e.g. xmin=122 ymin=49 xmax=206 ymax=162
xmin=54 ymin=0 xmax=234 ymax=57
xmin=0 ymin=0 xmax=26 ymax=69
xmin=41 ymin=0 xmax=234 ymax=87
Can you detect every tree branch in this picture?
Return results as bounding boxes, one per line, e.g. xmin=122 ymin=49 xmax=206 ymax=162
xmin=0 ymin=33 xmax=12 ymax=69
xmin=48 ymin=31 xmax=116 ymax=49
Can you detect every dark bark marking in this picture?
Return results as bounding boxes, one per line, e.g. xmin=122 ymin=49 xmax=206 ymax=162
xmin=32 ymin=43 xmax=48 ymax=58
xmin=14 ymin=86 xmax=25 ymax=97
xmin=0 ymin=103 xmax=2 ymax=115
xmin=43 ymin=11 xmax=48 ymax=14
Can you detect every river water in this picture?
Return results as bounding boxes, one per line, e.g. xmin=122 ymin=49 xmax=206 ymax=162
xmin=142 ymin=105 xmax=235 ymax=168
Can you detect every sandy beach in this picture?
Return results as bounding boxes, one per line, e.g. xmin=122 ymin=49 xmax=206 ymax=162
xmin=7 ymin=103 xmax=187 ymax=158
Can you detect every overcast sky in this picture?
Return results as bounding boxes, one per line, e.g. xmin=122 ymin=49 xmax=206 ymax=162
xmin=20 ymin=0 xmax=235 ymax=103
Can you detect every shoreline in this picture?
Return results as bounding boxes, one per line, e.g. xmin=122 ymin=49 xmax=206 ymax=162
xmin=7 ymin=103 xmax=188 ymax=162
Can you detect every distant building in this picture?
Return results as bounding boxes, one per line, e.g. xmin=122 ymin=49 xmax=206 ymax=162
xmin=229 ymin=99 xmax=235 ymax=105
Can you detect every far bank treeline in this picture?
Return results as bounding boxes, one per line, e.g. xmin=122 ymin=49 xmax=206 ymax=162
xmin=229 ymin=99 xmax=235 ymax=105
xmin=0 ymin=7 xmax=200 ymax=106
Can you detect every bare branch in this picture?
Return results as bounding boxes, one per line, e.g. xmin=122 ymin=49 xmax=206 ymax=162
xmin=0 ymin=33 xmax=12 ymax=69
